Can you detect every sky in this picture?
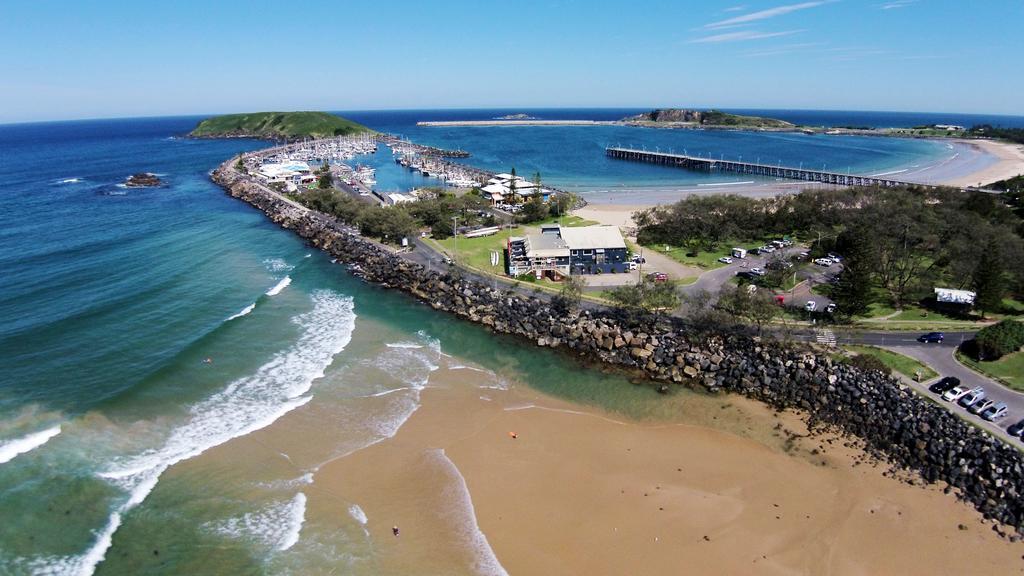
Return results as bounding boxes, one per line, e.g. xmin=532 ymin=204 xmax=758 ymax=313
xmin=2 ymin=0 xmax=1023 ymax=123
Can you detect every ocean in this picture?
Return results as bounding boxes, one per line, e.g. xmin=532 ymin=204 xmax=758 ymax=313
xmin=0 ymin=109 xmax=1021 ymax=574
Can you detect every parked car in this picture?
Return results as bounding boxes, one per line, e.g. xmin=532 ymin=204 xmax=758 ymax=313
xmin=805 ymin=301 xmax=817 ymax=312
xmin=825 ymin=303 xmax=837 ymax=314
xmin=628 ymin=261 xmax=638 ymax=271
xmin=630 ymin=255 xmax=646 ymax=264
xmin=957 ymin=387 xmax=986 ymax=408
xmin=798 ymin=252 xmax=810 ymax=259
xmin=758 ymin=245 xmax=776 ymax=254
xmin=1007 ymin=418 xmax=1024 ymax=437
xmin=736 ymin=270 xmax=758 ymax=280
xmin=929 ymin=376 xmax=960 ymax=394
xmin=917 ymin=332 xmax=944 ymax=344
xmin=981 ymin=402 xmax=1009 ymax=421
xmin=813 ymin=258 xmax=834 ymax=266
xmin=942 ymin=386 xmax=971 ymax=402
xmin=827 ymin=253 xmax=843 ymax=262
xmin=647 ymin=272 xmax=668 ymax=283
xmin=968 ymin=398 xmax=996 ymax=415
xmin=718 ymin=256 xmax=734 ymax=264
xmin=766 ymin=260 xmax=793 ymax=270
xmin=749 ymin=267 xmax=766 ymax=276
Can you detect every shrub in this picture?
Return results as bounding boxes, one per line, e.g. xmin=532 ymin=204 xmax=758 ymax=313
xmin=848 ymin=353 xmax=891 ymax=375
xmin=968 ymin=320 xmax=1024 ymax=360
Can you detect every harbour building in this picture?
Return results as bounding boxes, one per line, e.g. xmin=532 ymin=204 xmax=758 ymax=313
xmin=507 ymin=225 xmax=629 ymax=278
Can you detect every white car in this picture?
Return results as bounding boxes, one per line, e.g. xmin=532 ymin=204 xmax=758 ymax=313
xmin=718 ymin=256 xmax=734 ymax=264
xmin=814 ymin=258 xmax=834 ymax=266
xmin=958 ymin=387 xmax=986 ymax=408
xmin=805 ymin=301 xmax=817 ymax=312
xmin=759 ymin=246 xmax=776 ymax=254
xmin=942 ymin=386 xmax=971 ymax=402
xmin=750 ymin=267 xmax=766 ymax=276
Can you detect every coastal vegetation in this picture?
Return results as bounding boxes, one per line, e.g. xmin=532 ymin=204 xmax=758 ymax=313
xmin=190 ymin=111 xmax=371 ymax=140
xmin=969 ymin=125 xmax=1024 ymax=145
xmin=622 ymin=108 xmax=794 ymax=129
xmin=634 ymin=186 xmax=1024 ymax=319
xmin=295 ymin=187 xmax=491 ymax=243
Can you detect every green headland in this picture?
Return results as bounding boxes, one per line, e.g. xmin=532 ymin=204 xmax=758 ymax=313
xmin=189 ymin=111 xmax=372 ymax=140
xmin=622 ymin=108 xmax=795 ymax=129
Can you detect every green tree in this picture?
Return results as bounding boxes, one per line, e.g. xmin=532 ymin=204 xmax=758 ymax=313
xmin=317 ymin=171 xmax=333 ymax=189
xmin=607 ymin=277 xmax=678 ymax=317
xmin=973 ymin=238 xmax=1006 ymax=318
xmin=517 ymin=198 xmax=549 ymax=223
xmin=553 ymin=273 xmax=586 ymax=314
xmin=831 ymin=225 xmax=876 ymax=318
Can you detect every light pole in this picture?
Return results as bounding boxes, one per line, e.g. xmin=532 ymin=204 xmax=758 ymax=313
xmin=452 ymin=216 xmax=459 ymax=264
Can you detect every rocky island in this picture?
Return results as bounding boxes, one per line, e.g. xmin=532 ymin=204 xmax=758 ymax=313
xmin=189 ymin=111 xmax=372 ymax=141
xmin=623 ymin=108 xmax=795 ymax=129
xmin=124 ymin=172 xmax=163 ymax=187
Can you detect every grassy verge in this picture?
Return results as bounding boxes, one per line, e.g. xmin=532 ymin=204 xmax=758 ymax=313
xmin=845 ymin=345 xmax=939 ymax=381
xmin=530 ymin=214 xmax=599 ymax=227
xmin=957 ymin=350 xmax=1024 ymax=393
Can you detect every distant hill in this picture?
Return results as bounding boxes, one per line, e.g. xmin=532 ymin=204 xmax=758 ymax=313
xmin=189 ymin=111 xmax=372 ymax=140
xmin=623 ymin=109 xmax=794 ymax=129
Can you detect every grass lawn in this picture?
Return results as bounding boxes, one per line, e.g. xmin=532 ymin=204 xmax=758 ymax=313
xmin=643 ymin=241 xmax=764 ymax=270
xmin=530 ymin=214 xmax=599 ymax=227
xmin=958 ymin=350 xmax=1024 ymax=393
xmin=431 ymin=230 xmax=512 ymax=274
xmin=845 ymin=345 xmax=939 ymax=381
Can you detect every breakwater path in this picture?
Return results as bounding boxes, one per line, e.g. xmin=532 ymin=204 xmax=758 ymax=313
xmin=211 ymin=155 xmax=1024 ymax=538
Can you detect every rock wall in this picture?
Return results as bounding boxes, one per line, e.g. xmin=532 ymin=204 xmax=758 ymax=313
xmin=213 ymin=164 xmax=1024 ymax=537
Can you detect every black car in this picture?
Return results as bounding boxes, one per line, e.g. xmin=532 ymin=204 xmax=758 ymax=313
xmin=917 ymin=332 xmax=945 ymax=344
xmin=1008 ymin=419 xmax=1024 ymax=437
xmin=928 ymin=376 xmax=961 ymax=394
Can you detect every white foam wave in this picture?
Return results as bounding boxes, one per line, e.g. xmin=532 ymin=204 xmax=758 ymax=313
xmin=385 ymin=342 xmax=423 ymax=349
xmin=431 ymin=449 xmax=509 ymax=576
xmin=256 ymin=472 xmax=315 ymax=491
xmin=211 ymin=493 xmax=307 ymax=552
xmin=348 ymin=504 xmax=368 ymax=526
xmin=266 ymin=276 xmax=292 ymax=296
xmin=227 ymin=303 xmax=256 ymax=321
xmin=697 ymin=180 xmax=755 ymax=187
xmin=263 ymin=258 xmax=294 ymax=273
xmin=55 ymin=291 xmax=355 ymax=575
xmin=304 ymin=253 xmax=312 ymax=258
xmin=0 ymin=426 xmax=62 ymax=465
xmin=56 ymin=177 xmax=83 ymax=184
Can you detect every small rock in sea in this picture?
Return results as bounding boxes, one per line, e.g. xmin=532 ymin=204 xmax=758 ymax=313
xmin=125 ymin=173 xmax=163 ymax=187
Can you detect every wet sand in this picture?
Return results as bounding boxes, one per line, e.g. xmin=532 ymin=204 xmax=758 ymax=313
xmin=313 ymin=367 xmax=1022 ymax=575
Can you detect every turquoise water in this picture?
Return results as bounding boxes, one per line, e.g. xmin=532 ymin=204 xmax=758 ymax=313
xmin=0 ymin=110 xmax=1015 ymax=574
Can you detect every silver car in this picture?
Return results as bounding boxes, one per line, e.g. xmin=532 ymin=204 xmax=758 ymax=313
xmin=981 ymin=402 xmax=1009 ymax=421
xmin=968 ymin=398 xmax=995 ymax=415
xmin=958 ymin=387 xmax=986 ymax=408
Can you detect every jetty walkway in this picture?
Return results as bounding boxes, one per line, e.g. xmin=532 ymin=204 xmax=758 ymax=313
xmin=606 ymin=147 xmax=918 ymax=188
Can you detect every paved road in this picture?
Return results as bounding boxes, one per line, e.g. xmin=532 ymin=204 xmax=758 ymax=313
xmin=882 ymin=343 xmax=1024 ymax=443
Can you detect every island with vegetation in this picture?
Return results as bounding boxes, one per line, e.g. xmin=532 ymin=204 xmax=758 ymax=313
xmin=189 ymin=111 xmax=372 ymax=141
xmin=622 ymin=108 xmax=795 ymax=129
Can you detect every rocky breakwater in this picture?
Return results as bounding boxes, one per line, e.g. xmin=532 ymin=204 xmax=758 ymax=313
xmin=212 ymin=161 xmax=1024 ymax=537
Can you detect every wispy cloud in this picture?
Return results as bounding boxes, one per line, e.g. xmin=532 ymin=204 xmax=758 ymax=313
xmin=724 ymin=4 xmax=748 ymax=12
xmin=690 ymin=29 xmax=803 ymax=44
xmin=741 ymin=42 xmax=825 ymax=57
xmin=705 ymin=1 xmax=835 ymax=29
xmin=879 ymin=0 xmax=916 ymax=9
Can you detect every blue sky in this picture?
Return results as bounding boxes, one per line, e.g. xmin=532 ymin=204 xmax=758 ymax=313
xmin=2 ymin=0 xmax=1022 ymax=122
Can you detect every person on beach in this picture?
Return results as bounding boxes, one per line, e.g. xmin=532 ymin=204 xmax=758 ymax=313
xmin=392 ymin=526 xmax=400 ymax=537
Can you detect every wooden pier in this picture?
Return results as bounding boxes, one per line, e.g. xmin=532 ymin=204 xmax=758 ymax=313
xmin=606 ymin=147 xmax=918 ymax=188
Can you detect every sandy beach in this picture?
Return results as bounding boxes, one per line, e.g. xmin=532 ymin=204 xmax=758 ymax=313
xmin=311 ymin=366 xmax=1022 ymax=575
xmin=941 ymin=138 xmax=1024 ymax=187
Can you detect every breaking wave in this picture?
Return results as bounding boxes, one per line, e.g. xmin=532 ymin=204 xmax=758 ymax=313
xmin=43 ymin=291 xmax=355 ymax=575
xmin=266 ymin=276 xmax=291 ymax=296
xmin=0 ymin=426 xmax=62 ymax=465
